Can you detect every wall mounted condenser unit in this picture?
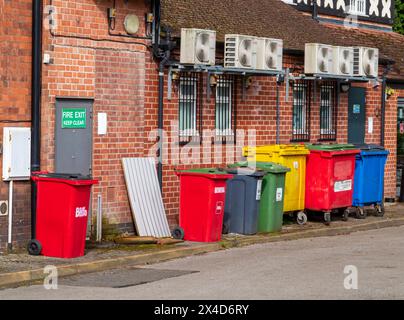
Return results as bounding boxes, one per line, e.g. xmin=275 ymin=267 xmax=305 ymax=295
xmin=353 ymin=47 xmax=379 ymax=78
xmin=333 ymin=46 xmax=354 ymax=76
xmin=256 ymin=37 xmax=283 ymax=71
xmin=304 ymin=43 xmax=334 ymax=75
xmin=225 ymin=34 xmax=259 ymax=69
xmin=180 ymin=28 xmax=216 ymax=66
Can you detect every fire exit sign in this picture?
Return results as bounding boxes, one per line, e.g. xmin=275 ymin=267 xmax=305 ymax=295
xmin=62 ymin=108 xmax=87 ymax=129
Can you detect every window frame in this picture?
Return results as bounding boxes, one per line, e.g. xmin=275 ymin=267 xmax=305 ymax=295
xmin=178 ymin=76 xmax=199 ymax=139
xmin=347 ymin=0 xmax=367 ymax=16
xmin=291 ymin=81 xmax=311 ymax=142
xmin=215 ymin=77 xmax=234 ymax=138
xmin=319 ymin=82 xmax=338 ymax=141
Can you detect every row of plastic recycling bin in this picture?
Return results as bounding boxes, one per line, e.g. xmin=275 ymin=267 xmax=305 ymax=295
xmin=174 ymin=143 xmax=389 ymax=243
xmin=174 ymin=164 xmax=290 ymax=242
xmin=244 ymin=143 xmax=389 ymax=224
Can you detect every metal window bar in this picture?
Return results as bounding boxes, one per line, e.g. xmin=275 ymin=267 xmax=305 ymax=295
xmin=291 ymin=80 xmax=311 ymax=142
xmin=178 ymin=73 xmax=202 ymax=144
xmin=215 ymin=75 xmax=236 ymax=144
xmin=319 ymin=81 xmax=337 ymax=141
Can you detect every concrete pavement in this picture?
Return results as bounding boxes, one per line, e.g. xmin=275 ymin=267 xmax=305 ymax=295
xmin=1 ymin=225 xmax=404 ymax=300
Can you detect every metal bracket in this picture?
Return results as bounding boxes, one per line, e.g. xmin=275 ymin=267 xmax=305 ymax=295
xmin=285 ymin=68 xmax=290 ymax=103
xmin=242 ymin=76 xmax=247 ymax=101
xmin=167 ymin=65 xmax=173 ymax=100
xmin=336 ymin=79 xmax=341 ymax=107
xmin=207 ymin=71 xmax=212 ymax=101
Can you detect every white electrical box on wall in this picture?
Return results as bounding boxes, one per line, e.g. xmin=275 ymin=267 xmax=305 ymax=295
xmin=2 ymin=127 xmax=31 ymax=181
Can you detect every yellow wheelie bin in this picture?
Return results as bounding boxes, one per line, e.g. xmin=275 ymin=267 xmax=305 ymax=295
xmin=243 ymin=144 xmax=310 ymax=224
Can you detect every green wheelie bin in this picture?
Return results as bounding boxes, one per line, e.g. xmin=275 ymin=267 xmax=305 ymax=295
xmin=228 ymin=162 xmax=290 ymax=233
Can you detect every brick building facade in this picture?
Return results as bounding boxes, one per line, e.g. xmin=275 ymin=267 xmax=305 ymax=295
xmin=0 ymin=0 xmax=33 ymax=251
xmin=0 ymin=0 xmax=403 ymax=250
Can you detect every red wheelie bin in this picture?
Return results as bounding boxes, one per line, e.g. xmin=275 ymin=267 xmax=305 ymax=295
xmin=174 ymin=169 xmax=233 ymax=242
xmin=305 ymin=144 xmax=360 ymax=224
xmin=28 ymin=173 xmax=98 ymax=258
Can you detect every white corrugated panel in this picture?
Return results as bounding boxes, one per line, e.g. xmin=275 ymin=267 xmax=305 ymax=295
xmin=122 ymin=158 xmax=171 ymax=238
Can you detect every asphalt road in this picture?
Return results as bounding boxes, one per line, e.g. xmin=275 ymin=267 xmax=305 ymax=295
xmin=1 ymin=226 xmax=404 ymax=300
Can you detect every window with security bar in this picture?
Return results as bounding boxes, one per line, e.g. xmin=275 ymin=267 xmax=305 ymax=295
xmin=179 ymin=74 xmax=202 ymax=143
xmin=292 ymin=81 xmax=311 ymax=142
xmin=320 ymin=83 xmax=337 ymax=141
xmin=215 ymin=76 xmax=236 ymax=143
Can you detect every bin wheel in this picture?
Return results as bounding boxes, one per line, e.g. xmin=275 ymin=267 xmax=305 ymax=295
xmin=172 ymin=226 xmax=185 ymax=240
xmin=222 ymin=223 xmax=230 ymax=235
xmin=374 ymin=204 xmax=385 ymax=217
xmin=355 ymin=207 xmax=367 ymax=219
xmin=324 ymin=212 xmax=331 ymax=226
xmin=342 ymin=209 xmax=350 ymax=222
xmin=296 ymin=211 xmax=308 ymax=226
xmin=27 ymin=239 xmax=42 ymax=256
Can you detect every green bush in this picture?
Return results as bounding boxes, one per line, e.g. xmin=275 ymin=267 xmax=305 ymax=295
xmin=394 ymin=0 xmax=404 ymax=35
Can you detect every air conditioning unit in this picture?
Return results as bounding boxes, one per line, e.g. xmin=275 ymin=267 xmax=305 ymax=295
xmin=353 ymin=47 xmax=379 ymax=78
xmin=180 ymin=28 xmax=216 ymax=66
xmin=225 ymin=34 xmax=258 ymax=69
xmin=256 ymin=38 xmax=283 ymax=71
xmin=304 ymin=43 xmax=334 ymax=75
xmin=333 ymin=46 xmax=354 ymax=76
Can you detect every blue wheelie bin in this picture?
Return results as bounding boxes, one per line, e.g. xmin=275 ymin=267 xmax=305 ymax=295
xmin=352 ymin=144 xmax=389 ymax=219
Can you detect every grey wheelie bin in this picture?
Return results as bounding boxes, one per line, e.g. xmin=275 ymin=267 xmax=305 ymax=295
xmin=223 ymin=168 xmax=265 ymax=235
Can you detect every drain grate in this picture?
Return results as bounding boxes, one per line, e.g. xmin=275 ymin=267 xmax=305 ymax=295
xmin=59 ymin=267 xmax=197 ymax=288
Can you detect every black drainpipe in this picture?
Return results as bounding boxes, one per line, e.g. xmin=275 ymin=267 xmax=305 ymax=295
xmin=381 ymin=75 xmax=386 ymax=147
xmin=312 ymin=0 xmax=319 ymax=21
xmin=157 ymin=51 xmax=170 ymax=189
xmin=152 ymin=0 xmax=173 ymax=190
xmin=380 ymin=63 xmax=393 ymax=147
xmin=31 ymin=0 xmax=42 ymax=240
xmin=276 ymin=77 xmax=281 ymax=144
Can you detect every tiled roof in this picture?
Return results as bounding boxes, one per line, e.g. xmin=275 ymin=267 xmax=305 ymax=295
xmin=161 ymin=0 xmax=404 ymax=80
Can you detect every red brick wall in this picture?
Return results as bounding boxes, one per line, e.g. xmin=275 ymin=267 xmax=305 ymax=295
xmin=0 ymin=0 xmax=32 ymax=251
xmin=40 ymin=0 xmax=149 ymax=236
xmin=149 ymin=55 xmax=396 ymax=223
xmin=385 ymin=89 xmax=401 ymax=198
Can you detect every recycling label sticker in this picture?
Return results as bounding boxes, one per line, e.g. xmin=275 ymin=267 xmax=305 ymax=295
xmin=256 ymin=180 xmax=263 ymax=200
xmin=276 ymin=188 xmax=283 ymax=202
xmin=334 ymin=180 xmax=352 ymax=192
xmin=214 ymin=187 xmax=225 ymax=194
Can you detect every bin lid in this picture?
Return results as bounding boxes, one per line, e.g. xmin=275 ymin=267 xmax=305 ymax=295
xmin=353 ymin=144 xmax=390 ymax=157
xmin=228 ymin=161 xmax=290 ymax=174
xmin=306 ymin=143 xmax=358 ymax=151
xmin=33 ymin=173 xmax=92 ymax=180
xmin=225 ymin=167 xmax=266 ymax=177
xmin=353 ymin=144 xmax=386 ymax=151
xmin=306 ymin=144 xmax=360 ymax=157
xmin=31 ymin=173 xmax=98 ymax=186
xmin=175 ymin=168 xmax=233 ymax=179
xmin=243 ymin=144 xmax=309 ymax=156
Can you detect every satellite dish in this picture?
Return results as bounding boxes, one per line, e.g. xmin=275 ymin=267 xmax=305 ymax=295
xmin=124 ymin=14 xmax=140 ymax=35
